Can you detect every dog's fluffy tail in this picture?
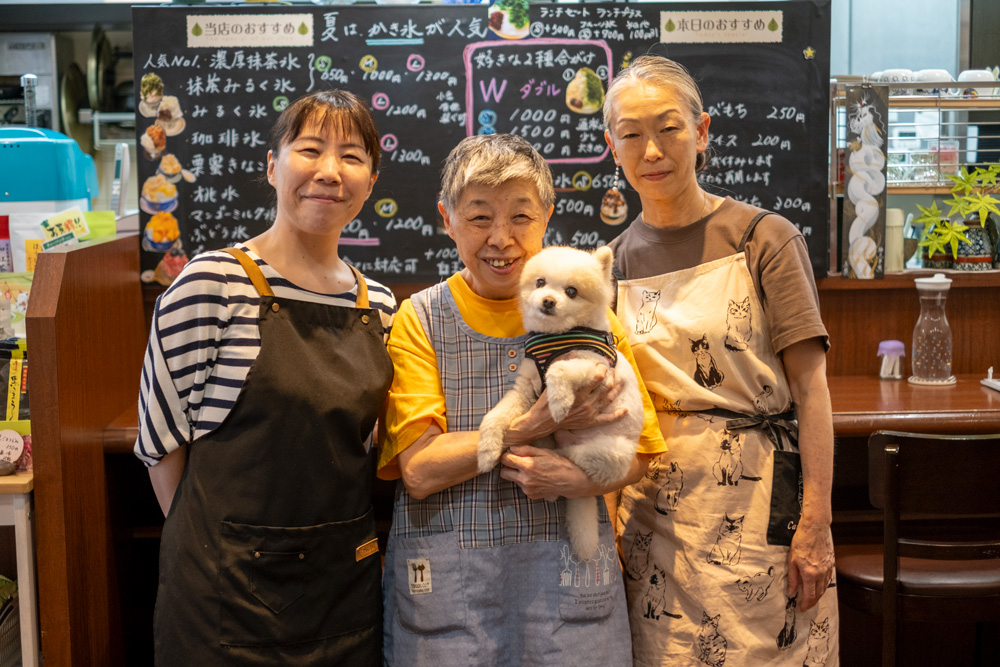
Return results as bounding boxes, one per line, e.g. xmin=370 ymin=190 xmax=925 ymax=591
xmin=566 ymin=497 xmax=599 ymax=560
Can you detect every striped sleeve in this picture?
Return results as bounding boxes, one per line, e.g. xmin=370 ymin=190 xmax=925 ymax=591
xmin=360 ymin=273 xmax=397 ymax=342
xmin=134 ymin=251 xmax=262 ymax=466
xmin=135 ymin=250 xmax=397 ymax=466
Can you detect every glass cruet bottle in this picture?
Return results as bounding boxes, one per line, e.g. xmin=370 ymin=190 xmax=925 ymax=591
xmin=908 ymin=273 xmax=956 ymax=385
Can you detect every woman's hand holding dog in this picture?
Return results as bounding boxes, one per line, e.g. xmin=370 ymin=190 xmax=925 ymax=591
xmin=500 ymin=435 xmax=648 ymax=500
xmin=500 ymin=366 xmax=635 ymax=500
xmin=500 ymin=446 xmax=593 ymax=500
xmin=512 ymin=365 xmax=626 ymax=440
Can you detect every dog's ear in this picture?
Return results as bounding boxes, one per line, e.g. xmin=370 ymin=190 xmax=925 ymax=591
xmin=592 ymin=245 xmax=614 ymax=279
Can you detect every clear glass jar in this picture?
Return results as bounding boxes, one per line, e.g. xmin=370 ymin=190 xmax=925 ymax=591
xmin=908 ymin=273 xmax=956 ymax=385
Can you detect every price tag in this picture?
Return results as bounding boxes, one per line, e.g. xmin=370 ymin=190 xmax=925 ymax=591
xmin=42 ymin=231 xmax=77 ymax=250
xmin=40 ymin=207 xmax=90 ymax=241
xmin=0 ymin=429 xmax=23 ymax=464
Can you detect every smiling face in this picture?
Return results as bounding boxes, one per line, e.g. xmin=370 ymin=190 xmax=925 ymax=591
xmin=604 ymin=82 xmax=710 ymax=209
xmin=441 ymin=178 xmax=551 ymax=300
xmin=266 ymin=115 xmax=377 ymax=239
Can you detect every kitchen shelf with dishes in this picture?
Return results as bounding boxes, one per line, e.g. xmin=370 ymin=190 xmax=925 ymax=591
xmin=829 ymin=77 xmax=1000 ymax=198
xmin=828 ymin=76 xmax=1000 ymax=276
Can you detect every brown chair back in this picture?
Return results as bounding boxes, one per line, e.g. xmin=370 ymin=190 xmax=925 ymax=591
xmin=867 ymin=430 xmax=1000 ymax=666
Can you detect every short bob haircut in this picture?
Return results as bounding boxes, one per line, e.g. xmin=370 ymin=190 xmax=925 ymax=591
xmin=603 ymin=55 xmax=710 ymax=172
xmin=267 ymin=89 xmax=381 ymax=173
xmin=438 ymin=134 xmax=555 ymax=214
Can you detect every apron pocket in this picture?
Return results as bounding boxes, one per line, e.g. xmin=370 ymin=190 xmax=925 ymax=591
xmin=250 ymin=551 xmax=306 ymax=614
xmin=392 ymin=531 xmax=467 ymax=634
xmin=559 ymin=526 xmax=619 ymax=623
xmin=219 ymin=509 xmax=382 ymax=647
xmin=767 ymin=449 xmax=803 ymax=546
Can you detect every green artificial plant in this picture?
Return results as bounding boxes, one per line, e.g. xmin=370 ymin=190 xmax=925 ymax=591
xmin=912 ymin=165 xmax=1000 ymax=259
xmin=943 ymin=164 xmax=1000 ymax=226
xmin=913 ymin=201 xmax=969 ymax=260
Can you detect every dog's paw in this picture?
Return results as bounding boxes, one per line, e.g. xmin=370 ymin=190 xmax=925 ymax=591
xmin=477 ymin=448 xmax=502 ymax=473
xmin=478 ymin=429 xmax=504 ymax=473
xmin=547 ymin=384 xmax=575 ymax=423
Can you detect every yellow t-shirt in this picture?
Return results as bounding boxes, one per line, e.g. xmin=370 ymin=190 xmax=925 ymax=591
xmin=377 ymin=273 xmax=667 ymax=479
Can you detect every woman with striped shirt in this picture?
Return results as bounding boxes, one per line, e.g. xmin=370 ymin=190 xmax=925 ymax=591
xmin=135 ymin=89 xmax=395 ymax=665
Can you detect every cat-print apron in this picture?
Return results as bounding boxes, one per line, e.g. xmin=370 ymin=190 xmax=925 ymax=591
xmin=614 ymin=214 xmax=839 ymax=667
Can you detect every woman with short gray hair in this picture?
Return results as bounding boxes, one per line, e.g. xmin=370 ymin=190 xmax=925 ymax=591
xmin=378 ymin=133 xmax=666 ymax=665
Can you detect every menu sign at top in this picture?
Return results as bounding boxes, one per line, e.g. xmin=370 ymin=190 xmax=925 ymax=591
xmin=132 ymin=1 xmax=831 ymax=285
xmin=659 ymin=11 xmax=784 ymax=43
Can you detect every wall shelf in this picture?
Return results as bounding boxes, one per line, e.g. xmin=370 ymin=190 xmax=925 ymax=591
xmin=833 ymin=184 xmax=956 ymax=195
xmin=818 ymin=270 xmax=1000 ymax=291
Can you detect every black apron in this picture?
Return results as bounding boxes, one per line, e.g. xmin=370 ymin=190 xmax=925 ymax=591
xmin=154 ymin=248 xmax=393 ymax=666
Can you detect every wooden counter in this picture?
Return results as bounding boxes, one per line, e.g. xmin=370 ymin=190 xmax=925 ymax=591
xmin=817 ymin=272 xmax=1000 ymax=376
xmin=27 ymin=235 xmax=146 ymax=667
xmin=104 ymin=373 xmax=1000 ymax=454
xmin=829 ymin=374 xmax=1000 ymax=437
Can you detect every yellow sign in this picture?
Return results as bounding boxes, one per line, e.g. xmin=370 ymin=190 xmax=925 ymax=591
xmin=6 ymin=359 xmax=22 ymax=421
xmin=24 ymin=240 xmax=43 ymax=272
xmin=40 ymin=207 xmax=90 ymax=242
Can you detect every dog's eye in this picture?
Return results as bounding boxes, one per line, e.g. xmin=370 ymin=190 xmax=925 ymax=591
xmin=565 ymin=286 xmax=577 ymax=299
xmin=536 ymin=278 xmax=546 ymax=288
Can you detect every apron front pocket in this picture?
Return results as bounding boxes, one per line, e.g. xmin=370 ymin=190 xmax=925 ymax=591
xmin=766 ymin=449 xmax=803 ymax=547
xmin=392 ymin=531 xmax=467 ymax=634
xmin=250 ymin=550 xmax=307 ymax=614
xmin=559 ymin=582 xmax=618 ymax=623
xmin=558 ymin=525 xmax=619 ymax=623
xmin=218 ymin=509 xmax=382 ymax=647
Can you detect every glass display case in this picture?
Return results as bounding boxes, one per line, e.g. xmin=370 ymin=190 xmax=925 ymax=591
xmin=828 ymin=76 xmax=1000 ymax=271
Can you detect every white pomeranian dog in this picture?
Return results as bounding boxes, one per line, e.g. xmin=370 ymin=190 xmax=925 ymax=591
xmin=478 ymin=245 xmax=644 ymax=559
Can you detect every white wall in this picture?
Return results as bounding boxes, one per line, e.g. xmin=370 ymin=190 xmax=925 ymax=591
xmin=836 ymin=0 xmax=961 ymax=76
xmin=629 ymin=0 xmax=962 ymax=78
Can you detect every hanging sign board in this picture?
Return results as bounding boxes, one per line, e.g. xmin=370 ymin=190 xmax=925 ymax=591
xmin=132 ymin=1 xmax=831 ymax=284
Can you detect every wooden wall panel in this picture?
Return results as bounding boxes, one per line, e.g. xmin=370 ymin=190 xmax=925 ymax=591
xmin=818 ymin=273 xmax=1000 ymax=377
xmin=27 ymin=234 xmax=146 ymax=667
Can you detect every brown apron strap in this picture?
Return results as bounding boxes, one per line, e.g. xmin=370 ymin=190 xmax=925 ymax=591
xmin=221 ymin=247 xmax=369 ymax=308
xmin=737 ymin=210 xmax=773 ymax=252
xmin=348 ymin=264 xmax=369 ymax=309
xmin=219 ymin=246 xmax=274 ymax=297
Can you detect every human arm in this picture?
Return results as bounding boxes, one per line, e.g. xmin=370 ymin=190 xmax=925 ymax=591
xmin=782 ymin=337 xmax=836 ymax=611
xmin=500 ymin=441 xmax=651 ymax=499
xmin=399 ymin=367 xmax=625 ymax=499
xmin=502 ymin=313 xmax=666 ymax=501
xmin=135 ymin=252 xmax=255 ymax=509
xmin=149 ymin=447 xmax=187 ymax=516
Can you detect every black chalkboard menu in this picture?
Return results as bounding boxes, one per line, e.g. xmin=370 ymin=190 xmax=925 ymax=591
xmin=132 ymin=1 xmax=831 ymax=284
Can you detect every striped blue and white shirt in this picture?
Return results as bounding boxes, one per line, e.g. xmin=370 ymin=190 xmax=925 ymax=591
xmin=134 ymin=244 xmax=396 ymax=466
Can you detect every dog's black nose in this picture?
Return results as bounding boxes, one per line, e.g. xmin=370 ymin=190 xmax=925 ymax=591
xmin=542 ymin=298 xmax=555 ymax=312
